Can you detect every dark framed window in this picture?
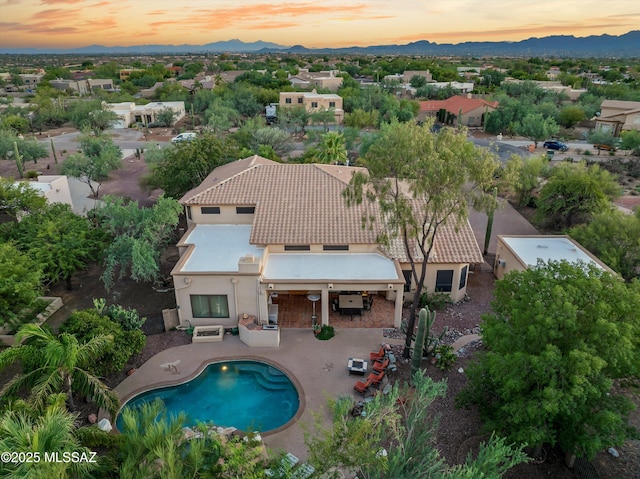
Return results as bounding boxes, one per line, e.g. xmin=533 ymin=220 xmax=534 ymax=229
xmin=323 ymin=245 xmax=348 ymax=251
xmin=402 ymin=270 xmax=412 ymax=293
xmin=186 ymin=206 xmax=192 ymax=220
xmin=190 ymin=295 xmax=229 ymax=318
xmin=329 ymin=101 xmax=335 ymax=107
xmin=285 ymin=98 xmax=292 ymax=104
xmin=435 ymin=270 xmax=454 ymax=292
xmin=284 ymin=245 xmax=310 ymax=251
xmin=297 ymin=97 xmax=303 ymax=103
xmin=459 ymin=265 xmax=468 ymax=290
xmin=311 ymin=102 xmax=318 ymax=108
xmin=236 ymin=206 xmax=255 ymax=214
xmin=201 ymin=206 xmax=220 ymax=214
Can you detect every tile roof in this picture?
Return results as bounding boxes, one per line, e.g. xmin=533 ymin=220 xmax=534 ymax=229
xmin=419 ymin=95 xmax=499 ymax=115
xmin=181 ymin=156 xmax=483 ymax=263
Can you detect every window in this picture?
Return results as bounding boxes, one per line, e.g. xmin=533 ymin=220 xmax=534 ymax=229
xmin=284 ymin=245 xmax=310 ymax=251
xmin=285 ymin=98 xmax=292 ymax=104
xmin=459 ymin=265 xmax=468 ymax=290
xmin=297 ymin=97 xmax=303 ymax=104
xmin=329 ymin=102 xmax=335 ymax=108
xmin=201 ymin=206 xmax=220 ymax=214
xmin=311 ymin=102 xmax=318 ymax=108
xmin=190 ymin=295 xmax=229 ymax=318
xmin=402 ymin=270 xmax=412 ymax=293
xmin=435 ymin=270 xmax=454 ymax=292
xmin=236 ymin=206 xmax=255 ymax=214
xmin=323 ymin=245 xmax=349 ymax=251
xmin=468 ymin=116 xmax=475 ymax=125
xmin=186 ymin=206 xmax=192 ymax=220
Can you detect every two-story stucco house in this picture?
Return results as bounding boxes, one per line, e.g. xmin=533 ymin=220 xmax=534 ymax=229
xmin=279 ymin=90 xmax=344 ymax=124
xmin=170 ymin=156 xmax=483 ymax=332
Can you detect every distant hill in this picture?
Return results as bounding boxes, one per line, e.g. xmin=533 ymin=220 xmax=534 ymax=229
xmin=2 ymin=31 xmax=639 ymax=57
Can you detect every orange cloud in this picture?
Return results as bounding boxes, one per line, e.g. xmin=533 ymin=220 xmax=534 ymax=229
xmin=40 ymin=0 xmax=83 ymax=4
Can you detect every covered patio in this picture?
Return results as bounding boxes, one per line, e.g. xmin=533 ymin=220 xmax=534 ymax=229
xmin=268 ymin=292 xmax=398 ymax=329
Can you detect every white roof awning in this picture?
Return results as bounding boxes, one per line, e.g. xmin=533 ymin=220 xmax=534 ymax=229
xmin=263 ymin=253 xmax=402 ymax=282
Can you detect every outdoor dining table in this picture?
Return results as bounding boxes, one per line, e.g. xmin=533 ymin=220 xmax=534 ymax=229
xmin=339 ymin=294 xmax=364 ymax=319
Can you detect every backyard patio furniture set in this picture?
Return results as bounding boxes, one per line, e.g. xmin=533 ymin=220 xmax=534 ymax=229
xmin=351 ymin=344 xmax=397 ymax=395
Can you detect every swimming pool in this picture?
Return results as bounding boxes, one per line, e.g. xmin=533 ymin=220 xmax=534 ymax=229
xmin=116 ymin=360 xmax=300 ymax=433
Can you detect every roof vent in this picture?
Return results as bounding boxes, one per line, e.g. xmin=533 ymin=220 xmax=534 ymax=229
xmin=536 ymin=245 xmax=548 ymax=249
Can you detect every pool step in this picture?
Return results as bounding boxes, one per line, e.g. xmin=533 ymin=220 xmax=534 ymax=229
xmin=239 ymin=364 xmax=292 ymax=391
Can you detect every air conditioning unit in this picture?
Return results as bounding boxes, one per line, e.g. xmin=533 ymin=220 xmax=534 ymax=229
xmin=497 ymin=259 xmax=506 ymax=268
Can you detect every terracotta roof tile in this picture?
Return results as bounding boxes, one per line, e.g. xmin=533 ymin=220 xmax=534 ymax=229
xmin=419 ymin=95 xmax=498 ymax=115
xmin=182 ymin=157 xmax=482 ymax=263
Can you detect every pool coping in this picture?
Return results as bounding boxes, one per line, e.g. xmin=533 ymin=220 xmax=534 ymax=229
xmin=115 ymin=356 xmax=306 ymax=438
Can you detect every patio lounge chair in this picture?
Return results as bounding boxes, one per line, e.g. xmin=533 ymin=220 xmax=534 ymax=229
xmin=372 ymin=358 xmax=389 ymax=373
xmin=367 ymin=370 xmax=385 ymax=385
xmin=291 ymin=463 xmax=315 ymax=479
xmin=370 ymin=346 xmax=386 ymax=361
xmin=265 ymin=452 xmax=299 ymax=477
xmin=354 ymin=378 xmax=373 ymax=394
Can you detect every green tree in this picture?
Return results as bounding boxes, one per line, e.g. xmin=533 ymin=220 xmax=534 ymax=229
xmin=506 ymin=154 xmax=550 ymax=207
xmin=118 ymin=398 xmax=266 ymax=479
xmin=515 ymin=112 xmax=560 ymax=148
xmin=535 ymin=162 xmax=621 ymax=229
xmin=314 ymin=131 xmax=348 ymax=164
xmin=91 ymin=195 xmax=182 ymax=290
xmin=0 ymin=324 xmax=119 ymax=416
xmin=0 ymin=129 xmax=48 ymax=163
xmin=0 ymin=405 xmax=100 ymax=478
xmin=60 ymin=308 xmax=146 ymax=377
xmin=459 ymin=261 xmax=640 ymax=459
xmin=251 ymin=127 xmax=293 ymax=157
xmin=343 ymin=120 xmax=500 ymax=359
xmin=155 ymin=107 xmax=177 ymax=127
xmin=569 ymin=208 xmax=640 ymax=282
xmin=620 ymin=130 xmax=640 ymax=156
xmin=144 ymin=133 xmax=239 ymax=198
xmin=557 ymin=105 xmax=586 ymax=128
xmin=0 ymin=243 xmax=44 ymax=330
xmin=588 ymin=129 xmax=618 ymax=153
xmin=60 ymin=132 xmax=123 ymax=197
xmin=0 ymin=177 xmax=47 ymax=218
xmin=2 ymin=203 xmax=106 ymax=289
xmin=305 ymin=370 xmax=527 ymax=478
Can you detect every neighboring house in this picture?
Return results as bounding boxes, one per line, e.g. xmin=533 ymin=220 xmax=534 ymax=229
xmin=13 ymin=175 xmax=97 ymax=215
xmin=493 ymin=235 xmax=614 ymax=280
xmin=105 ymin=101 xmax=186 ymax=128
xmin=170 ymin=156 xmax=483 ymax=330
xmin=49 ymin=78 xmax=115 ymax=94
xmin=403 ymin=70 xmax=433 ymax=83
xmin=279 ymin=90 xmax=344 ymax=124
xmin=419 ymin=95 xmax=498 ymax=127
xmin=594 ymin=100 xmax=640 ymax=136
xmin=18 ymin=73 xmax=43 ymax=88
xmin=288 ymin=70 xmax=343 ymax=92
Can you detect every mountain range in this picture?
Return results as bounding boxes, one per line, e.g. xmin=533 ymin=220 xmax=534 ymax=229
xmin=2 ymin=31 xmax=639 ymax=57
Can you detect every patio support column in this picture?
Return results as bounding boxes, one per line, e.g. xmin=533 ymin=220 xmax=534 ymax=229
xmin=321 ymin=289 xmax=329 ymax=326
xmin=393 ymin=288 xmax=403 ymax=328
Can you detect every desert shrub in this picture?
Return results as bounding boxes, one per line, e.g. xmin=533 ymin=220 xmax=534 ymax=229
xmin=93 ymin=298 xmax=146 ymax=330
xmin=24 ymin=170 xmax=39 ymax=179
xmin=419 ymin=291 xmax=451 ymax=311
xmin=434 ymin=344 xmax=457 ymax=370
xmin=316 ymin=325 xmax=335 ymax=340
xmin=61 ymin=309 xmax=146 ymax=376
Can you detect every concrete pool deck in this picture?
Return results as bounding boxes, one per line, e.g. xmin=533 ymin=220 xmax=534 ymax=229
xmin=113 ymin=328 xmax=405 ymax=460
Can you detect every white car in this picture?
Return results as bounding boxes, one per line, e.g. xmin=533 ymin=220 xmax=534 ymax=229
xmin=171 ymin=132 xmax=196 ymax=143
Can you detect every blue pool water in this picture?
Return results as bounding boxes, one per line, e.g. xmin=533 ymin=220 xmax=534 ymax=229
xmin=116 ymin=360 xmax=300 ymax=433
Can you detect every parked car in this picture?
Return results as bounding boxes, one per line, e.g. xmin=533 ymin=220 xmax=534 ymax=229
xmin=171 ymin=132 xmax=196 ymax=143
xmin=593 ymin=143 xmax=617 ymax=151
xmin=543 ymin=140 xmax=569 ymax=152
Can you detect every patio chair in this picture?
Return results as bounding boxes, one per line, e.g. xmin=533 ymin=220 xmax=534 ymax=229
xmin=367 ymin=370 xmax=385 ymax=385
xmin=353 ymin=378 xmax=373 ymax=394
xmin=265 ymin=452 xmax=299 ymax=477
xmin=291 ymin=463 xmax=315 ymax=479
xmin=370 ymin=346 xmax=386 ymax=361
xmin=372 ymin=358 xmax=389 ymax=373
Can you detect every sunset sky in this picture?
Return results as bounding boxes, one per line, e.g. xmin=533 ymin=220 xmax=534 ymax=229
xmin=1 ymin=0 xmax=638 ymax=50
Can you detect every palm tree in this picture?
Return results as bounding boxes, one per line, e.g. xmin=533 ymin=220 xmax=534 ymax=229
xmin=316 ymin=131 xmax=348 ymax=165
xmin=0 ymin=324 xmax=119 ymax=416
xmin=0 ymin=403 xmax=100 ymax=478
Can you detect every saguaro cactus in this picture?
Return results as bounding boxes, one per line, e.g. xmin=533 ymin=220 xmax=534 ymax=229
xmin=50 ymin=138 xmax=58 ymax=164
xmin=13 ymin=141 xmax=23 ymax=178
xmin=411 ymin=308 xmax=429 ymax=378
